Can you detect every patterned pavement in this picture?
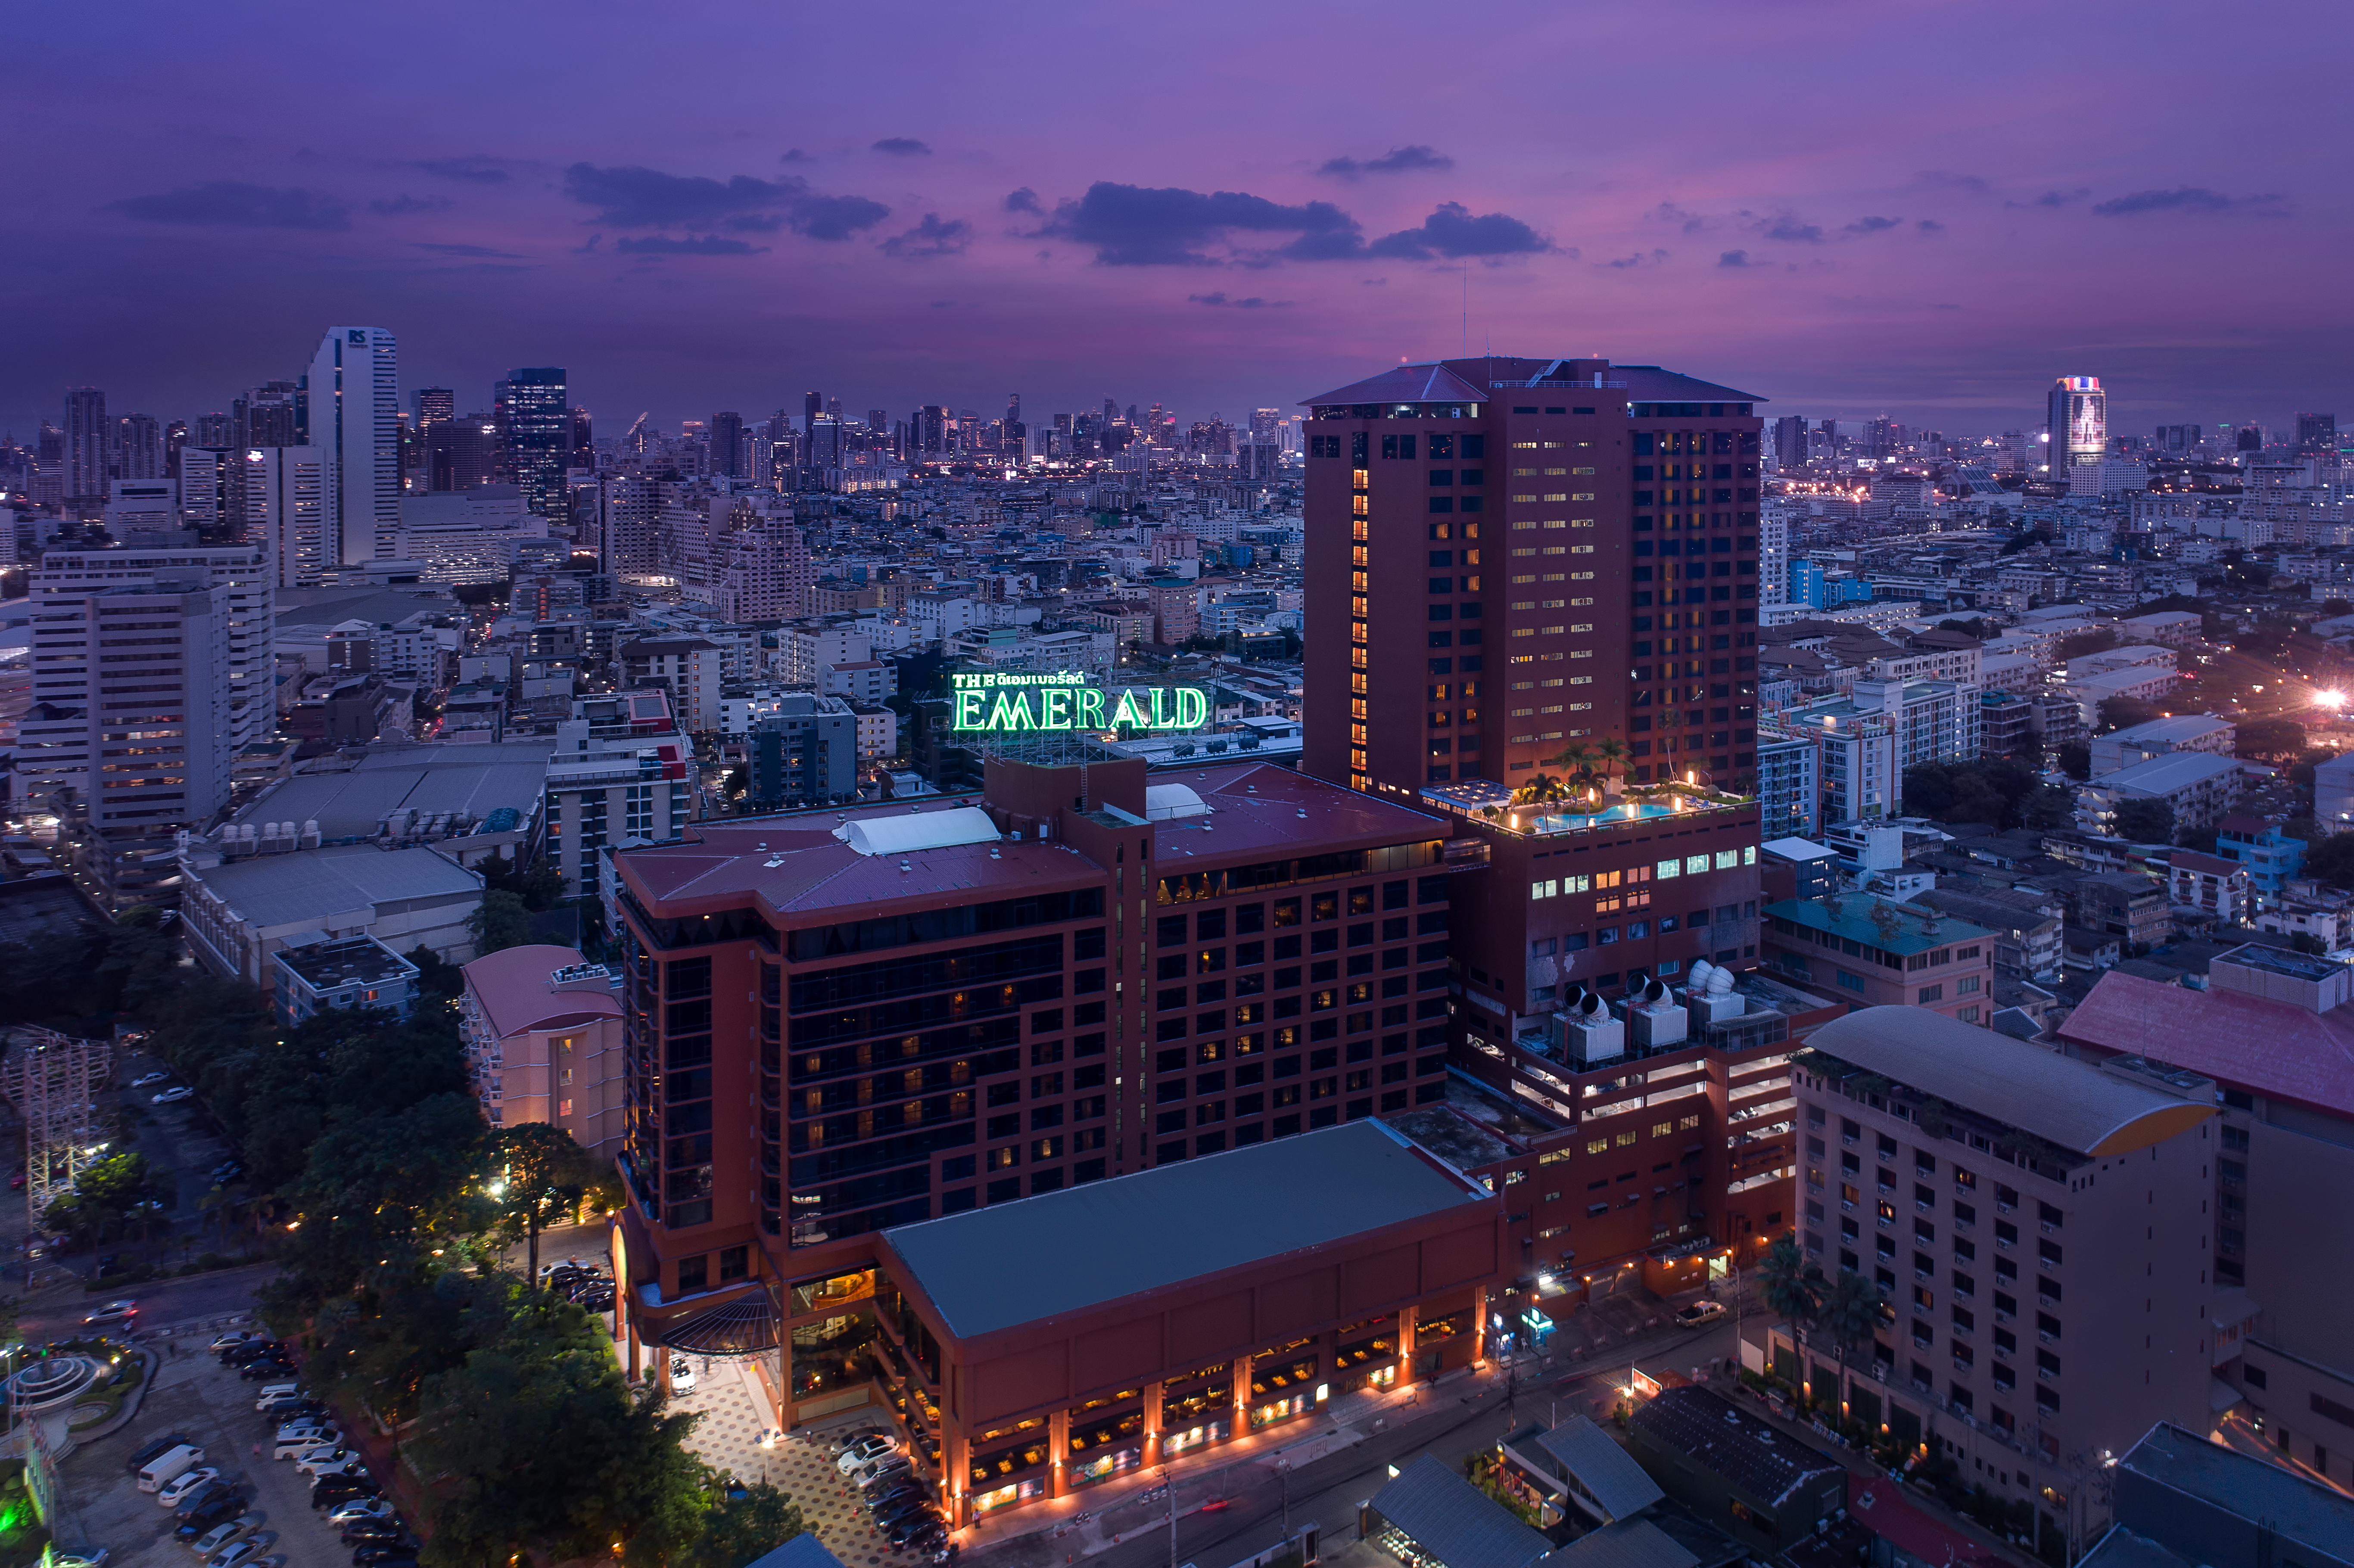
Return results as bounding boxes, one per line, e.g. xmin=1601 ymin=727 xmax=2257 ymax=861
xmin=669 ymin=1356 xmax=908 ymax=1567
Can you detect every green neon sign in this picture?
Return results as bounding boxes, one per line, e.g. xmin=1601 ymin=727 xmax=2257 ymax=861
xmin=950 ymin=670 xmax=1210 ymax=733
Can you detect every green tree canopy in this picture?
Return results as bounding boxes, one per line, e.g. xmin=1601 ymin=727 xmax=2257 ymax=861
xmin=677 ymin=1481 xmax=807 ymax=1568
xmin=2110 ymin=796 xmax=2177 ymax=845
xmin=470 ymin=890 xmax=534 ymax=955
xmin=2096 ymin=695 xmax=2165 ymax=734
xmin=490 ymin=1123 xmax=614 ymax=1287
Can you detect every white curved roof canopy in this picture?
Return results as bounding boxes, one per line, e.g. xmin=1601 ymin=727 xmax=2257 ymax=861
xmin=1145 ymin=783 xmax=1209 ymax=819
xmin=832 ymin=807 xmax=1001 ymax=857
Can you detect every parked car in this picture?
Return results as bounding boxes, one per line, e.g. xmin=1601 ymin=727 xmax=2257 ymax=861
xmin=190 ymin=1519 xmax=254 ymax=1556
xmin=668 ymin=1356 xmax=696 ymax=1394
xmin=131 ymin=1071 xmax=171 ymax=1088
xmin=128 ymin=1433 xmax=198 ymax=1474
xmin=856 ymin=1454 xmax=913 ymax=1490
xmin=838 ymin=1434 xmax=899 ymax=1473
xmin=84 ymin=1299 xmax=138 ymax=1326
xmin=241 ymin=1360 xmax=297 ymax=1381
xmin=211 ymin=1331 xmax=264 ymax=1354
xmin=885 ymin=1512 xmax=944 ymax=1549
xmin=350 ymin=1546 xmax=418 ymax=1567
xmin=223 ymin=1340 xmax=284 ymax=1365
xmin=326 ymin=1500 xmax=395 ymax=1525
xmin=173 ymin=1498 xmax=245 ymax=1539
xmin=159 ymin=1468 xmax=223 ymax=1507
xmin=153 ymin=1086 xmax=195 ymax=1105
xmin=258 ymin=1396 xmax=323 ymax=1420
xmin=295 ymin=1449 xmax=361 ymax=1477
xmin=866 ymin=1481 xmax=923 ymax=1514
xmin=311 ymin=1477 xmax=382 ymax=1509
xmin=274 ymin=1420 xmax=334 ymax=1444
xmin=174 ymin=1484 xmax=242 ymax=1522
xmin=207 ymin=1541 xmax=266 ymax=1568
xmin=874 ymin=1496 xmax=935 ymax=1529
xmin=339 ymin=1522 xmax=408 ymax=1546
xmin=1674 ymin=1300 xmax=1727 ymax=1327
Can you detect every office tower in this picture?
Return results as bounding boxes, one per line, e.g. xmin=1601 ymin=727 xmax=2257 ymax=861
xmin=867 ymin=408 xmax=890 ymax=436
xmin=2152 ymin=423 xmax=2200 ymax=456
xmin=1302 ymin=355 xmax=1771 ymax=1154
xmin=1815 ymin=418 xmax=1837 ymax=449
xmin=825 ymin=397 xmax=841 ymax=424
xmin=19 ymin=572 xmax=235 ymax=831
xmin=1103 ymin=396 xmax=1118 ymax=425
xmin=708 ymin=411 xmax=745 ymax=480
xmin=492 ymin=369 xmax=571 ymax=519
xmin=1006 ymin=392 xmax=1021 ymax=427
xmin=109 ymin=414 xmax=162 ymax=484
xmin=568 ymin=407 xmax=593 ymax=468
xmin=2046 ymin=375 xmax=2105 ymax=483
xmin=192 ymin=413 xmax=234 ymax=449
xmin=410 ymin=389 xmax=452 ymax=492
xmin=1772 ymin=414 xmax=1808 ymax=469
xmin=1251 ymin=408 xmax=1282 ymax=442
xmin=235 ymin=381 xmax=302 ymax=450
xmin=2296 ymin=412 xmax=2337 ymax=453
xmin=63 ymin=387 xmax=108 ymax=507
xmin=803 ymin=391 xmax=822 ymax=434
xmin=305 ymin=327 xmax=399 ymax=565
xmin=182 ymin=446 xmax=333 ymax=587
xmin=435 ymin=413 xmax=499 ymax=492
xmin=414 ymin=387 xmax=455 ymax=429
xmin=2236 ymin=423 xmax=2264 ymax=454
xmin=163 ymin=420 xmax=189 ymax=480
xmin=806 ymin=411 xmax=841 ymax=471
xmin=919 ymin=405 xmax=947 ymax=455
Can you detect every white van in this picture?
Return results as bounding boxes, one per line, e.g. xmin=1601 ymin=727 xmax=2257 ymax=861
xmin=253 ymin=1384 xmax=299 ymax=1409
xmin=137 ymin=1443 xmax=204 ymax=1491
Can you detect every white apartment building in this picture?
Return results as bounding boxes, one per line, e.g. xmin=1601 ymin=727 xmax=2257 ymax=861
xmin=852 ymin=704 xmax=899 ymax=761
xmin=544 ymin=737 xmax=695 ymax=899
xmin=781 ymin=619 xmax=871 ymax=684
xmin=31 ymin=542 xmax=274 ymax=753
xmin=820 ymin=659 xmax=896 ymax=703
xmin=617 ymin=637 xmax=724 ymax=732
xmin=19 ymin=578 xmax=234 ymax=831
xmin=182 ymin=446 xmax=335 ymax=588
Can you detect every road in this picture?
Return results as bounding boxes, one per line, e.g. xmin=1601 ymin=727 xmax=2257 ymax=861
xmin=21 ymin=1259 xmax=272 ymax=1344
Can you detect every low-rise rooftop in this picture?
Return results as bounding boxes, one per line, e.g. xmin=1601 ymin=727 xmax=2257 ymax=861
xmin=273 ymin=934 xmax=419 ymax=993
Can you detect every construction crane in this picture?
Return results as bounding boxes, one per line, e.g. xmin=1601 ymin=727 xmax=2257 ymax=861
xmin=623 ymin=411 xmax=653 ymax=454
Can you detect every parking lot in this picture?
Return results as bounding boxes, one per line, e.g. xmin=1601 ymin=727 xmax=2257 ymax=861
xmin=62 ymin=1334 xmax=398 ymax=1568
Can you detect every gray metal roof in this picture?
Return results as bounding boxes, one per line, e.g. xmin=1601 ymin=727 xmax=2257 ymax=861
xmin=881 ymin=1120 xmax=1490 ymax=1340
xmin=2076 ymin=1527 xmax=2195 ymax=1568
xmin=1370 ymin=1454 xmax=1553 ymax=1568
xmin=186 ymin=844 xmax=482 ymax=930
xmin=2116 ymin=1420 xmax=2354 ymax=1562
xmin=1535 ymin=1417 xmax=1665 ymax=1522
xmin=1804 ymin=1006 xmax=2215 ymax=1158
xmin=1532 ymin=1520 xmax=1696 ymax=1568
xmin=236 ymin=742 xmax=551 ymax=840
xmin=741 ymin=1535 xmax=849 ymax=1568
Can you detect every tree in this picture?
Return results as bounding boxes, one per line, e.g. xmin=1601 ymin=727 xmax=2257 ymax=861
xmin=2096 ymin=695 xmax=2164 ymax=734
xmin=1934 ymin=617 xmax=1992 ymax=640
xmin=678 ymin=1479 xmax=806 ymax=1568
xmin=470 ymin=890 xmax=533 ymax=955
xmin=491 ymin=1123 xmax=612 ymax=1288
xmin=1513 ymin=773 xmax=1567 ymax=806
xmin=2110 ymin=796 xmax=2176 ymax=845
xmin=2056 ymin=741 xmax=2092 ymax=781
xmin=1548 ymin=741 xmax=1600 ymax=794
xmin=1758 ymin=1234 xmax=1826 ymax=1366
xmin=2303 ymin=829 xmax=2354 ymax=892
xmin=1816 ymin=1268 xmax=1886 ymax=1419
xmin=2236 ymin=716 xmax=2307 ymax=760
xmin=2055 ymin=628 xmax=2117 ymax=661
xmin=411 ymin=1298 xmax=706 ymax=1568
xmin=1593 ymin=736 xmax=1629 ymax=784
xmin=483 ymin=852 xmax=566 ymax=912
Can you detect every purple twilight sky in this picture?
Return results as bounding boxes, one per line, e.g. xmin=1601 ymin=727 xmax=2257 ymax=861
xmin=9 ymin=0 xmax=2350 ymax=441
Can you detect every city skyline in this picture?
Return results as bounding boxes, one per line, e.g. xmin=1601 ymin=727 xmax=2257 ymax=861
xmin=9 ymin=3 xmax=2351 ymax=436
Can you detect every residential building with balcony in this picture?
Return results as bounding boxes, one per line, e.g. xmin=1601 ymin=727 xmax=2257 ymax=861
xmin=1911 ymin=886 xmax=2065 ymax=986
xmin=2061 ymin=944 xmax=2354 ymax=1496
xmin=2090 ymin=714 xmax=2235 ymax=779
xmin=1790 ymin=1007 xmax=2217 ymax=1538
xmin=2214 ymin=815 xmax=2305 ymax=907
xmin=2076 ymin=751 xmax=2246 ymax=837
xmin=2168 ymin=850 xmax=2253 ymax=926
xmin=460 ymin=943 xmax=626 ymax=1158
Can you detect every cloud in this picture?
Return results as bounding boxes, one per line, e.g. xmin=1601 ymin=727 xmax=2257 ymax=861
xmin=789 ymin=193 xmax=892 ymax=240
xmin=613 ymin=234 xmax=766 ymax=255
xmin=1648 ymin=201 xmax=1709 ymax=234
xmin=561 ymin=162 xmax=888 ymax=240
xmin=2024 ymin=187 xmax=2090 ymax=208
xmin=106 ymin=181 xmax=349 ymax=229
xmin=1915 ymin=170 xmax=1992 ymax=194
xmin=370 ymin=193 xmax=453 ymax=216
xmin=1036 ymin=181 xmax=1361 ymax=265
xmin=780 ymin=148 xmax=812 ymax=163
xmin=883 ymin=213 xmax=971 ymax=257
xmin=1843 ymin=215 xmax=1900 ymax=233
xmin=1718 ymin=249 xmax=1752 ymax=268
xmin=1004 ymin=187 xmax=1042 ymax=214
xmin=1917 ymin=219 xmax=1945 ymax=233
xmin=1188 ymin=292 xmax=1289 ymax=308
xmin=872 ymin=137 xmax=932 ymax=157
xmin=1367 ymin=202 xmax=1551 ymax=259
xmin=1603 ymin=249 xmax=1669 ymax=269
xmin=417 ymin=241 xmax=523 ymax=258
xmin=1317 ymin=144 xmax=1453 ymax=179
xmin=414 ymin=156 xmax=510 ymax=184
xmin=1753 ymin=212 xmax=1824 ymax=243
xmin=2092 ymin=186 xmax=2292 ymax=217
